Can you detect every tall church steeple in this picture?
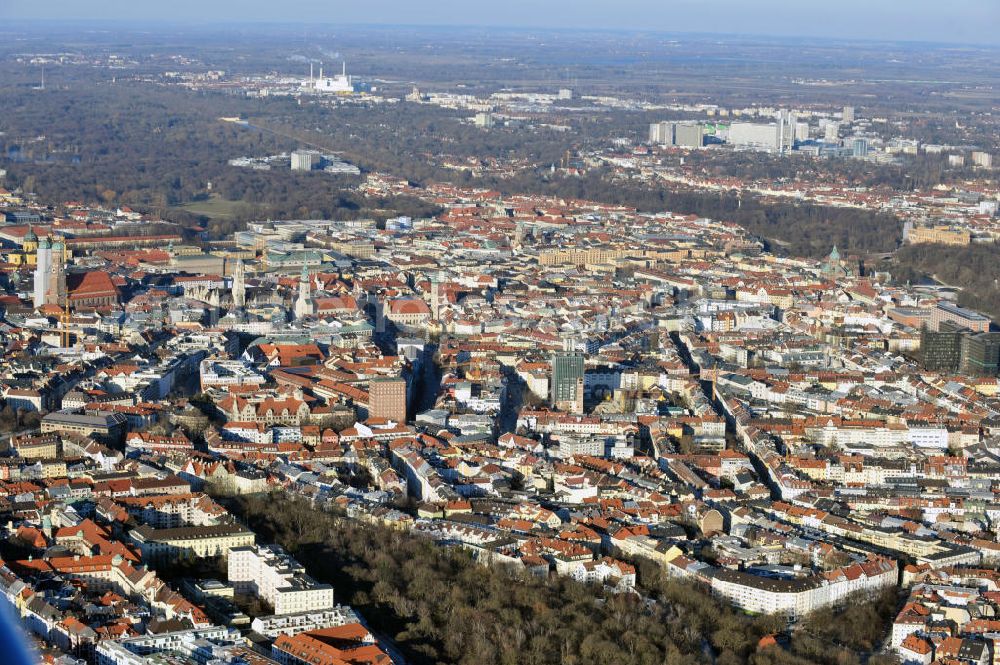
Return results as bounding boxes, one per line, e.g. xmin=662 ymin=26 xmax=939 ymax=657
xmin=49 ymin=238 xmax=67 ymax=307
xmin=294 ymin=265 xmax=312 ymax=319
xmin=430 ymin=278 xmax=441 ymax=321
xmin=232 ymin=259 xmax=246 ymax=309
xmin=33 ymin=235 xmax=52 ymax=308
xmin=33 ymin=235 xmax=67 ymax=310
xmin=822 ymin=245 xmax=842 ymax=278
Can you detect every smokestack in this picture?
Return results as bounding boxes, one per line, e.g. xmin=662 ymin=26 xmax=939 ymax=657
xmin=310 ymin=62 xmax=313 ymax=81
xmin=342 ymin=61 xmax=346 ymax=77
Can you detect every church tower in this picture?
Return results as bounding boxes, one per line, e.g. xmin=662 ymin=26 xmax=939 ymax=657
xmin=513 ymin=221 xmax=526 ymax=251
xmin=33 ymin=235 xmax=52 ymax=308
xmin=822 ymin=245 xmax=842 ymax=278
xmin=48 ymin=238 xmax=68 ymax=307
xmin=232 ymin=259 xmax=246 ymax=309
xmin=294 ymin=265 xmax=313 ymax=319
xmin=430 ymin=278 xmax=440 ymax=321
xmin=23 ymin=226 xmax=38 ymax=266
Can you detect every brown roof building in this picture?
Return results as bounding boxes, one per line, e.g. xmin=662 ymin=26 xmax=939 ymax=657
xmin=369 ymin=377 xmax=407 ymax=424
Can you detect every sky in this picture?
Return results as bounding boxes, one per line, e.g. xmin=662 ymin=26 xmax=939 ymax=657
xmin=2 ymin=0 xmax=998 ymax=46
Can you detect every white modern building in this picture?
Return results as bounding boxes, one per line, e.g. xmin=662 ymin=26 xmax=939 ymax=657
xmin=291 ymin=150 xmax=321 ymax=171
xmin=250 ymin=606 xmax=361 ymax=639
xmin=707 ymin=557 xmax=897 ymax=620
xmin=199 ymin=359 xmax=266 ymax=391
xmin=303 ymin=62 xmax=355 ymax=94
xmin=228 ymin=544 xmax=334 ymax=615
xmin=728 ymin=122 xmax=781 ymax=151
xmin=95 ymin=626 xmax=242 ymax=665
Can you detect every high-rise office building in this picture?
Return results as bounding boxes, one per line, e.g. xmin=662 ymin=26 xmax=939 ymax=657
xmin=777 ymin=110 xmax=795 ymax=153
xmin=852 ymin=138 xmax=869 ymax=158
xmin=842 ymin=106 xmax=855 ymax=123
xmin=961 ymin=332 xmax=1000 ymax=376
xmin=971 ymin=151 xmax=993 ymax=168
xmin=727 ymin=122 xmax=779 ymax=151
xmin=649 ymin=122 xmax=672 ymax=145
xmin=674 ymin=123 xmax=705 ymax=148
xmin=551 ymin=352 xmax=584 ymax=413
xmin=370 ymin=377 xmax=407 ymax=423
xmin=921 ymin=321 xmax=1000 ymax=376
xmin=932 ymin=302 xmax=991 ymax=333
xmin=921 ymin=323 xmax=964 ymax=372
xmin=649 ymin=122 xmax=704 ymax=147
xmin=291 ymin=150 xmax=320 ymax=171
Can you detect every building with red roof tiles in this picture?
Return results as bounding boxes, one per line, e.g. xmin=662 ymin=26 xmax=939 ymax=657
xmin=272 ymin=623 xmax=392 ymax=665
xmin=63 ymin=270 xmax=118 ymax=308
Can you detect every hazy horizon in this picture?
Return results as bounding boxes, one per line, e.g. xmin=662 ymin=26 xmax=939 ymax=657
xmin=2 ymin=0 xmax=998 ymax=47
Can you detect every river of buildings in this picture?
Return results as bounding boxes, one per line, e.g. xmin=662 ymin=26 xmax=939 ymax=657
xmin=1 ymin=172 xmax=1000 ymax=664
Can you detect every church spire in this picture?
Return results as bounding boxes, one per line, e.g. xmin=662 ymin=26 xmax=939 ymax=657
xmin=294 ymin=265 xmax=312 ymax=319
xmin=232 ymin=259 xmax=246 ymax=309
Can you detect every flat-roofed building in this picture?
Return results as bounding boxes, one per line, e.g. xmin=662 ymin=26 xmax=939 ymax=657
xmin=41 ymin=411 xmax=128 ymax=444
xmin=369 ymin=377 xmax=407 ymax=423
xmin=551 ymin=352 xmax=584 ymax=413
xmin=921 ymin=322 xmax=964 ymax=372
xmin=932 ymin=302 xmax=991 ymax=333
xmin=229 ymin=544 xmax=334 ymax=616
xmin=291 ymin=150 xmax=321 ymax=171
xmin=907 ymin=225 xmax=971 ymax=246
xmin=251 ymin=606 xmax=360 ymax=639
xmin=961 ymin=331 xmax=1000 ymax=376
xmin=129 ymin=523 xmax=255 ymax=565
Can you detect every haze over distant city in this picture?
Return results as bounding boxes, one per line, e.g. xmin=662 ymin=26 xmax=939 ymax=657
xmin=2 ymin=3 xmax=1000 ymax=665
xmin=2 ymin=0 xmax=999 ymax=46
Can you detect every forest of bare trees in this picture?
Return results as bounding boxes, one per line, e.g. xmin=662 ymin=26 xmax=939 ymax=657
xmin=226 ymin=493 xmax=900 ymax=665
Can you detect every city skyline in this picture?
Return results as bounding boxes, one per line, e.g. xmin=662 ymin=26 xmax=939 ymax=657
xmin=0 ymin=12 xmax=998 ymax=665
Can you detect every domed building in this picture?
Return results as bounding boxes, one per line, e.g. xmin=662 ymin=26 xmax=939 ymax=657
xmin=22 ymin=226 xmax=38 ymax=253
xmin=821 ymin=245 xmax=854 ymax=279
xmin=4 ymin=225 xmax=40 ymax=266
